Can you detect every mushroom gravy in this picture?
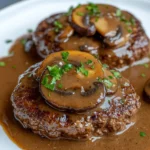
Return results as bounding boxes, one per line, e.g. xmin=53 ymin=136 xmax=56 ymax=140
xmin=0 ymin=37 xmax=150 ymax=150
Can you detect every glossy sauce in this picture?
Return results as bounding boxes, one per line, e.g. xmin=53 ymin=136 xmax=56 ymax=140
xmin=0 ymin=37 xmax=150 ymax=150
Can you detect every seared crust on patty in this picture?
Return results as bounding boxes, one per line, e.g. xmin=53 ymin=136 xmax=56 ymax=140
xmin=11 ymin=63 xmax=140 ymax=140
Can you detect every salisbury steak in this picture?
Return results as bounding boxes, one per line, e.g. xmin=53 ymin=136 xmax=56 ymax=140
xmin=32 ymin=3 xmax=150 ymax=68
xmin=11 ymin=51 xmax=140 ymax=140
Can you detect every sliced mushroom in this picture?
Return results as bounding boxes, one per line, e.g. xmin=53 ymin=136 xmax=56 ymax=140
xmin=39 ymin=51 xmax=105 ymax=113
xmin=69 ymin=5 xmax=96 ymax=36
xmin=69 ymin=4 xmax=131 ymax=47
xmin=143 ymin=79 xmax=150 ymax=103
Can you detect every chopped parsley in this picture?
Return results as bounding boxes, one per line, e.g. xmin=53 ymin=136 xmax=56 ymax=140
xmin=141 ymin=73 xmax=146 ymax=77
xmin=42 ymin=63 xmax=73 ymax=91
xmin=42 ymin=76 xmax=55 ymax=91
xmin=21 ymin=39 xmax=27 ymax=45
xmin=97 ymin=77 xmax=113 ymax=88
xmin=115 ymin=9 xmax=135 ymax=33
xmin=76 ymin=12 xmax=84 ymax=16
xmin=48 ymin=92 xmax=51 ymax=97
xmin=143 ymin=63 xmax=149 ymax=68
xmin=54 ymin=21 xmax=63 ymax=32
xmin=102 ymin=64 xmax=109 ymax=69
xmin=111 ymin=70 xmax=121 ymax=78
xmin=103 ymin=78 xmax=113 ymax=88
xmin=47 ymin=65 xmax=62 ymax=81
xmin=86 ymin=3 xmax=101 ymax=16
xmin=130 ymin=18 xmax=135 ymax=25
xmin=61 ymin=52 xmax=69 ymax=63
xmin=127 ymin=29 xmax=132 ymax=33
xmin=108 ymin=75 xmax=113 ymax=79
xmin=95 ymin=17 xmax=99 ymax=22
xmin=12 ymin=65 xmax=16 ymax=69
xmin=116 ymin=9 xmax=122 ymax=17
xmin=65 ymin=6 xmax=74 ymax=16
xmin=62 ymin=63 xmax=73 ymax=72
xmin=0 ymin=61 xmax=6 ymax=67
xmin=86 ymin=59 xmax=93 ymax=65
xmin=58 ymin=83 xmax=63 ymax=89
xmin=5 ymin=39 xmax=12 ymax=43
xmin=77 ymin=63 xmax=88 ymax=76
xmin=140 ymin=132 xmax=146 ymax=137
xmin=76 ymin=4 xmax=81 ymax=8
xmin=97 ymin=77 xmax=102 ymax=82
xmin=91 ymin=65 xmax=95 ymax=69
xmin=28 ymin=29 xmax=33 ymax=33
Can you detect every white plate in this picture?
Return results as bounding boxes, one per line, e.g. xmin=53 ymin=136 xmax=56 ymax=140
xmin=0 ymin=0 xmax=150 ymax=149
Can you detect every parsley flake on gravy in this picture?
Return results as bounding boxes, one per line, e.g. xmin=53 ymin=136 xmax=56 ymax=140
xmin=77 ymin=63 xmax=89 ymax=76
xmin=54 ymin=21 xmax=63 ymax=32
xmin=0 ymin=61 xmax=6 ymax=67
xmin=140 ymin=132 xmax=146 ymax=137
xmin=61 ymin=52 xmax=69 ymax=63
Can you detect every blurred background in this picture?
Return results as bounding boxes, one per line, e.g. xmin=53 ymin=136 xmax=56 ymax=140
xmin=0 ymin=0 xmax=21 ymax=9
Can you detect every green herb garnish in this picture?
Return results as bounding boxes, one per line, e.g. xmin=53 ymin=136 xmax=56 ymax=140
xmin=140 ymin=132 xmax=146 ymax=137
xmin=108 ymin=76 xmax=113 ymax=79
xmin=91 ymin=65 xmax=95 ymax=69
xmin=21 ymin=39 xmax=27 ymax=45
xmin=62 ymin=63 xmax=73 ymax=72
xmin=86 ymin=59 xmax=93 ymax=65
xmin=28 ymin=29 xmax=33 ymax=33
xmin=48 ymin=92 xmax=51 ymax=97
xmin=111 ymin=70 xmax=121 ymax=78
xmin=76 ymin=12 xmax=84 ymax=16
xmin=54 ymin=21 xmax=63 ymax=32
xmin=12 ymin=65 xmax=16 ymax=69
xmin=127 ymin=29 xmax=132 ymax=33
xmin=47 ymin=65 xmax=62 ymax=81
xmin=143 ymin=63 xmax=149 ymax=68
xmin=77 ymin=63 xmax=88 ymax=76
xmin=5 ymin=39 xmax=12 ymax=43
xmin=0 ymin=61 xmax=6 ymax=67
xmin=86 ymin=3 xmax=100 ymax=16
xmin=97 ymin=77 xmax=113 ymax=88
xmin=58 ymin=83 xmax=63 ymax=89
xmin=116 ymin=9 xmax=122 ymax=17
xmin=97 ymin=77 xmax=102 ymax=82
xmin=41 ymin=76 xmax=55 ymax=91
xmin=102 ymin=64 xmax=109 ymax=69
xmin=61 ymin=52 xmax=69 ymax=63
xmin=42 ymin=62 xmax=74 ymax=91
xmin=130 ymin=18 xmax=135 ymax=25
xmin=103 ymin=78 xmax=113 ymax=88
xmin=141 ymin=73 xmax=146 ymax=77
xmin=65 ymin=6 xmax=74 ymax=16
xmin=76 ymin=4 xmax=81 ymax=8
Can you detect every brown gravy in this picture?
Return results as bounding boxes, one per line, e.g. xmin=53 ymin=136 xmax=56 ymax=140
xmin=0 ymin=37 xmax=150 ymax=150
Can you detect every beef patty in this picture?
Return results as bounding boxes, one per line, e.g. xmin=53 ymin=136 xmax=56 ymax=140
xmin=32 ymin=4 xmax=149 ymax=69
xmin=11 ymin=62 xmax=140 ymax=140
